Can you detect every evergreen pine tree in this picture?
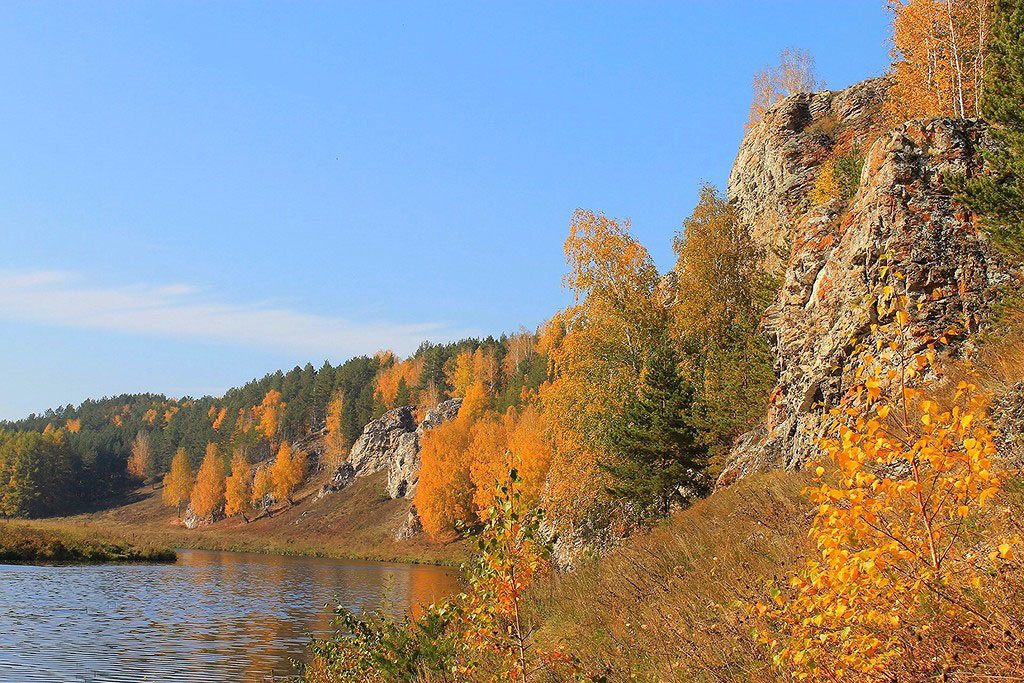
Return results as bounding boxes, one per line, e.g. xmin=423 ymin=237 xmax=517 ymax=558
xmin=601 ymin=341 xmax=708 ymax=517
xmin=311 ymin=361 xmax=335 ymax=425
xmin=394 ymin=377 xmax=412 ymax=407
xmin=956 ymin=0 xmax=1024 ymax=255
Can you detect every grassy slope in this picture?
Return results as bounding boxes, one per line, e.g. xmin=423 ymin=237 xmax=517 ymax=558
xmin=24 ymin=470 xmax=472 ymax=566
xmin=527 ymin=461 xmax=1024 ymax=681
xmin=527 ymin=471 xmax=814 ymax=682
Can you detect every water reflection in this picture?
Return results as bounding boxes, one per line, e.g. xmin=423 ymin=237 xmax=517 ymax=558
xmin=0 ymin=549 xmax=460 ymax=682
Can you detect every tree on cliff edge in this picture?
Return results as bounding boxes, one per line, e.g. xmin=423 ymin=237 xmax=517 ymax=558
xmin=747 ymin=48 xmax=823 ymax=129
xmin=956 ymin=0 xmax=1024 ymax=255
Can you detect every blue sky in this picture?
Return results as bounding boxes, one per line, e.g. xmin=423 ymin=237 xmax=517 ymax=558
xmin=0 ymin=1 xmax=891 ymax=420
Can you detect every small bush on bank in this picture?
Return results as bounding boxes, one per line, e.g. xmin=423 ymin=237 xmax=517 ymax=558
xmin=301 ymin=470 xmax=596 ymax=683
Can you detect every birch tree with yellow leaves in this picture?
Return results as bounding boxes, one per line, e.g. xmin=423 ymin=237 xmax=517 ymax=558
xmin=755 ymin=275 xmax=1022 ymax=679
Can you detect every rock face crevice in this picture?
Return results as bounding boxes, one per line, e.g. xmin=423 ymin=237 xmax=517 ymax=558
xmin=348 ymin=406 xmax=417 ymax=476
xmin=718 ymin=78 xmax=1016 ymax=485
xmin=992 ymin=383 xmax=1024 ymax=469
xmin=387 ymin=398 xmax=463 ymax=500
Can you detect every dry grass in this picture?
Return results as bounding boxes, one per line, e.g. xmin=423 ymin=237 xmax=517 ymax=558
xmin=524 ymin=469 xmax=1024 ymax=682
xmin=882 ymin=476 xmax=1024 ymax=681
xmin=526 ymin=472 xmax=814 ymax=682
xmin=955 ymin=307 xmax=1024 ymax=396
xmin=927 ymin=303 xmax=1024 ymax=465
xmin=0 ymin=521 xmax=176 ymax=564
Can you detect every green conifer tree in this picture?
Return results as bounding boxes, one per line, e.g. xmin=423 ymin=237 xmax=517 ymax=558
xmin=394 ymin=377 xmax=412 ymax=408
xmin=956 ymin=0 xmax=1024 ymax=255
xmin=601 ymin=340 xmax=709 ymax=517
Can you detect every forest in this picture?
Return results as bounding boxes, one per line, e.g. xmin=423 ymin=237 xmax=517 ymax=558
xmin=301 ymin=0 xmax=1024 ymax=680
xmin=0 ymin=335 xmax=547 ymax=518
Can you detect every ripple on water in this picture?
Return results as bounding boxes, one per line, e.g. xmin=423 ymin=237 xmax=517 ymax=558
xmin=0 ymin=549 xmax=459 ymax=682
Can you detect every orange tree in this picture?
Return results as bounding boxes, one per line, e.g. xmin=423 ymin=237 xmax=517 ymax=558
xmin=224 ymin=450 xmax=252 ymax=518
xmin=467 ymin=415 xmax=512 ymax=517
xmin=190 ymin=443 xmax=226 ymax=519
xmin=540 ymin=209 xmax=666 ymax=547
xmin=257 ymin=389 xmax=285 ymax=440
xmin=126 ymin=431 xmax=152 ymax=482
xmin=271 ymin=441 xmax=306 ymax=505
xmin=753 ymin=275 xmax=1020 ymax=679
xmin=323 ymin=393 xmax=349 ymax=471
xmin=415 ymin=413 xmax=476 ymax=540
xmin=251 ymin=466 xmax=273 ymax=511
xmin=469 ymin=404 xmax=553 ymax=516
xmin=161 ymin=447 xmax=193 ymax=518
xmin=886 ymin=0 xmax=991 ymax=122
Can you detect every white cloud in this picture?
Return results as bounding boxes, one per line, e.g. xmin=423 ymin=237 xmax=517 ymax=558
xmin=0 ymin=270 xmax=468 ymax=358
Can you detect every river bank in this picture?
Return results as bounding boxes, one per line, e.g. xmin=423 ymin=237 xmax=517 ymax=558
xmin=0 ymin=521 xmax=176 ymax=564
xmin=19 ymin=470 xmax=471 ymax=567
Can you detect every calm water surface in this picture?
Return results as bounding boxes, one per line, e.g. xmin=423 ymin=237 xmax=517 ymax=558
xmin=0 ymin=548 xmax=460 ymax=682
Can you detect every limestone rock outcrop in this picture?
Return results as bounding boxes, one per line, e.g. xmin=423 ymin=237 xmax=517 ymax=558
xmin=182 ymin=502 xmax=223 ymax=529
xmin=728 ymin=78 xmax=889 ymax=264
xmin=718 ymin=79 xmax=1016 ymax=485
xmin=319 ymin=398 xmax=463 ymax=501
xmin=347 ymin=406 xmax=417 ymax=475
xmin=387 ymin=398 xmax=463 ymax=499
xmin=394 ymin=506 xmax=424 ymax=541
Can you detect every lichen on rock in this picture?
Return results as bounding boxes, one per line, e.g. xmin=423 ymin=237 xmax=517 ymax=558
xmin=718 ymin=78 xmax=1016 ymax=486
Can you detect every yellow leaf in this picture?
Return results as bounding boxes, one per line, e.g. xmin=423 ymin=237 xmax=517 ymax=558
xmin=999 ymin=543 xmax=1013 ymax=560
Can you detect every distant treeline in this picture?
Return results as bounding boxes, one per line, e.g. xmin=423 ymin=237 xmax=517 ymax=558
xmin=0 ymin=335 xmax=547 ymax=518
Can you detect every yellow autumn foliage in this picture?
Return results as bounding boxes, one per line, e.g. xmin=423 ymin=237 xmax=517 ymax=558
xmin=224 ymin=450 xmax=252 ymax=518
xmin=162 ymin=448 xmax=193 ymax=517
xmin=886 ymin=0 xmax=990 ymax=122
xmin=271 ymin=441 xmax=306 ymax=505
xmin=755 ymin=276 xmax=1019 ymax=679
xmin=190 ymin=443 xmax=226 ymax=519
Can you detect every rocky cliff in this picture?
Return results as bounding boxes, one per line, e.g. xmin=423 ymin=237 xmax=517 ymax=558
xmin=728 ymin=78 xmax=890 ymax=263
xmin=387 ymin=398 xmax=463 ymax=499
xmin=719 ymin=79 xmax=1017 ymax=485
xmin=319 ymin=398 xmax=462 ymax=502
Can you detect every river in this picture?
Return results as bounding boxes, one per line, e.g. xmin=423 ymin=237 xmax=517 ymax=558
xmin=0 ymin=548 xmax=460 ymax=682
